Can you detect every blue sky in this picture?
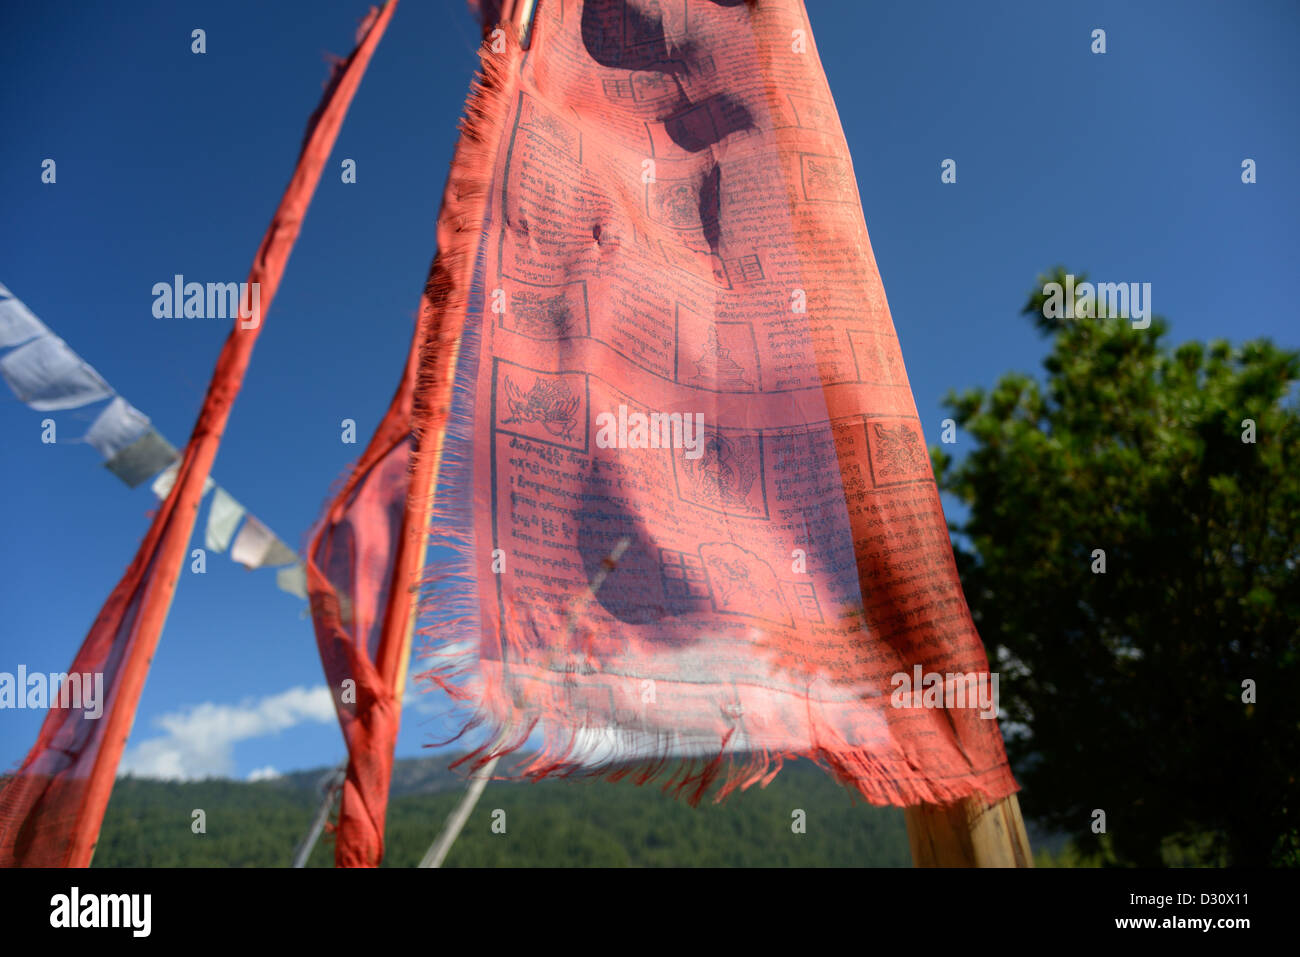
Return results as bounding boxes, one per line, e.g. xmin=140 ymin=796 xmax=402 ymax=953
xmin=1 ymin=0 xmax=1296 ymax=781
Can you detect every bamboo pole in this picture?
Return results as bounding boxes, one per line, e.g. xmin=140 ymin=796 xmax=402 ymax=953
xmin=904 ymin=793 xmax=1033 ymax=867
xmin=292 ymin=763 xmax=347 ymax=868
xmin=515 ymin=0 xmax=539 ymax=49
xmin=418 ymin=753 xmax=502 ymax=868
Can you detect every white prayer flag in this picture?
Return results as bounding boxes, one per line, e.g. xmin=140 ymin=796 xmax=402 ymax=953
xmin=85 ymin=397 xmax=151 ymax=459
xmin=205 ymin=487 xmax=245 ymax=553
xmin=231 ymin=515 xmax=295 ymax=569
xmin=276 ymin=563 xmax=309 ymax=599
xmin=231 ymin=515 xmax=275 ymax=569
xmin=0 ymin=296 xmax=48 ymax=350
xmin=263 ymin=537 xmax=298 ymax=569
xmin=0 ymin=334 xmax=113 ymax=410
xmin=104 ymin=429 xmax=178 ymax=488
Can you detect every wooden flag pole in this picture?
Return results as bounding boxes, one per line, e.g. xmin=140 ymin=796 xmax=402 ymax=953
xmin=904 ymin=793 xmax=1033 ymax=867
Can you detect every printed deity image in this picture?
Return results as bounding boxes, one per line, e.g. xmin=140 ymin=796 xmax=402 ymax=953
xmin=416 ymin=0 xmax=1017 ymax=807
xmin=502 ymin=374 xmax=582 ymax=440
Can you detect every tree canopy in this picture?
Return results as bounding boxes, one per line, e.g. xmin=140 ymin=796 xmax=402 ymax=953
xmin=933 ymin=268 xmax=1299 ymax=866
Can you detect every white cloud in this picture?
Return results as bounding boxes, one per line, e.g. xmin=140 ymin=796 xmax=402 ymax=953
xmin=247 ymin=765 xmax=281 ymax=782
xmin=119 ymin=685 xmax=335 ymax=780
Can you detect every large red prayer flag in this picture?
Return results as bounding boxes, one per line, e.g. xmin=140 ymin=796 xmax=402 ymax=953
xmin=0 ymin=2 xmax=395 ymax=867
xmin=413 ymin=0 xmax=1019 ymax=807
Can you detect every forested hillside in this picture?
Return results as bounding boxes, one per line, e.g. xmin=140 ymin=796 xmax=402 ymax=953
xmin=92 ymin=756 xmax=914 ymax=867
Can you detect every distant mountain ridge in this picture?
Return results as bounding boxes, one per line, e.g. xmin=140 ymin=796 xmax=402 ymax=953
xmin=266 ymin=752 xmax=482 ymax=799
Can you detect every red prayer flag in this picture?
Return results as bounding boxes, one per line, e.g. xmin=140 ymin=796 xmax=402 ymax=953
xmin=305 ymin=3 xmax=503 ymax=868
xmin=412 ymin=0 xmax=1019 ymax=807
xmin=305 ymin=322 xmax=423 ymax=868
xmin=0 ymin=1 xmax=396 ymax=867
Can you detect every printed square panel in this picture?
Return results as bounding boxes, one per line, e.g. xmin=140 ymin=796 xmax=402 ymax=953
xmin=501 ymin=276 xmax=590 ymax=340
xmin=848 ymin=330 xmax=903 ymax=385
xmin=506 ymin=124 xmax=583 ymax=201
xmin=786 ymin=94 xmax=837 ymax=132
xmin=602 ymin=75 xmax=638 ymax=101
xmin=789 ymin=580 xmax=823 ymax=623
xmin=723 ymin=253 xmax=764 ymax=284
xmin=799 ymin=153 xmax=857 ymax=204
xmin=865 ymin=417 xmax=931 ymax=487
xmin=675 ymin=310 xmax=759 ymax=392
xmin=672 ymin=429 xmax=768 ymax=519
xmin=646 ymin=176 xmax=718 ymax=232
xmin=492 ymin=360 xmax=589 ymax=453
xmin=700 ymin=542 xmax=793 ymax=627
xmin=660 ymin=548 xmax=709 ymax=601
xmin=519 ymin=92 xmax=582 ymax=162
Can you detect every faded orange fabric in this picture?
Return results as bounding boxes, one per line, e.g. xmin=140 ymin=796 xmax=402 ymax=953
xmin=0 ymin=2 xmax=395 ymax=867
xmin=414 ymin=0 xmax=1018 ymax=807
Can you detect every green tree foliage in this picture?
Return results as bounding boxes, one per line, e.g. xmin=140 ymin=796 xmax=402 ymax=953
xmin=933 ymin=268 xmax=1300 ymax=867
